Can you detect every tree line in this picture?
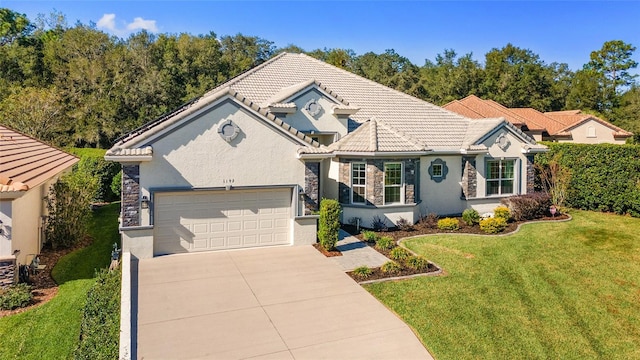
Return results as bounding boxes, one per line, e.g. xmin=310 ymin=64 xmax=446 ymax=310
xmin=1 ymin=8 xmax=638 ymax=148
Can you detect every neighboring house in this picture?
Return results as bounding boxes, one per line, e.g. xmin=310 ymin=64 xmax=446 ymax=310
xmin=444 ymin=95 xmax=633 ymax=144
xmin=0 ymin=125 xmax=78 ymax=287
xmin=106 ymin=53 xmax=546 ymax=259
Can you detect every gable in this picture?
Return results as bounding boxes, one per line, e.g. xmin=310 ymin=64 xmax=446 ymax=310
xmin=475 ymin=122 xmax=545 ymax=156
xmin=279 ymin=87 xmax=349 ymax=137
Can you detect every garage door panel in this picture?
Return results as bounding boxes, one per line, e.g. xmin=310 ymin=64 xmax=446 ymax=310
xmin=154 ymin=189 xmax=292 ymax=255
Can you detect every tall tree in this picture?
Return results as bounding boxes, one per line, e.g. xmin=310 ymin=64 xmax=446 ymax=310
xmin=0 ymin=8 xmax=32 ymax=45
xmin=418 ymin=49 xmax=484 ymax=104
xmin=585 ymin=40 xmax=638 ymax=113
xmin=352 ymin=49 xmax=420 ymax=96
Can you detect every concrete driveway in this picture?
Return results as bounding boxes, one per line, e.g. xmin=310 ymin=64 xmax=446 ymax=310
xmin=135 ymin=245 xmax=432 ymax=359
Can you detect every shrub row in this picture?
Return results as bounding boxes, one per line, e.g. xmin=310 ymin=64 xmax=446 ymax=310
xmin=535 ymin=143 xmax=640 ymax=217
xmin=74 ymin=268 xmax=121 ymax=360
xmin=0 ymin=283 xmax=32 ymax=310
xmin=501 ymin=193 xmax=552 ymax=221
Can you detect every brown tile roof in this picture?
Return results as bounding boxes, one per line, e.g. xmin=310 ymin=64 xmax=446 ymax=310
xmin=443 ymin=95 xmax=529 ymax=127
xmin=545 ymin=111 xmax=633 ymax=138
xmin=0 ymin=125 xmax=78 ymax=193
xmin=509 ymin=108 xmax=567 ymax=134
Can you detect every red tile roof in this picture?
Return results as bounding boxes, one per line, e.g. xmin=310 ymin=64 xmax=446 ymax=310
xmin=545 ymin=111 xmax=633 ymax=138
xmin=443 ymin=95 xmax=530 ymax=128
xmin=0 ymin=125 xmax=78 ymax=193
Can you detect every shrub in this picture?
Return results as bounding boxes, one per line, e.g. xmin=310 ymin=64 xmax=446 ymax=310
xmin=371 ymin=215 xmax=388 ymax=231
xmin=462 ymin=208 xmax=480 ymax=226
xmin=361 ymin=230 xmax=378 ymax=243
xmin=110 ymin=170 xmax=122 ymax=199
xmin=0 ymin=283 xmax=32 ymax=310
xmin=318 ymin=199 xmax=342 ymax=251
xmin=389 ymin=247 xmax=411 ymax=261
xmin=395 ymin=217 xmax=414 ymax=231
xmin=380 ymin=261 xmax=402 ymax=275
xmin=535 ymin=143 xmax=640 ymax=217
xmin=493 ymin=206 xmax=511 ymax=221
xmin=437 ymin=217 xmax=460 ymax=231
xmin=421 ymin=213 xmax=439 ymax=228
xmin=480 ymin=217 xmax=508 ymax=234
xmin=375 ymin=236 xmax=395 ymax=250
xmin=405 ymin=255 xmax=430 ymax=271
xmin=352 ymin=266 xmax=373 ymax=279
xmin=502 ymin=193 xmax=552 ymax=221
xmin=74 ymin=268 xmax=121 ymax=360
xmin=70 ymin=152 xmax=121 ymax=203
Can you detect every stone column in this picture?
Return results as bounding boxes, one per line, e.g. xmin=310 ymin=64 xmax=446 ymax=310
xmin=304 ymin=162 xmax=320 ymax=214
xmin=122 ymin=164 xmax=140 ymax=227
xmin=461 ymin=156 xmax=477 ymax=199
xmin=526 ymin=155 xmax=535 ymax=193
xmin=404 ymin=159 xmax=416 ymax=203
xmin=338 ymin=160 xmax=351 ymax=204
xmin=367 ymin=160 xmax=384 ymax=206
xmin=0 ymin=257 xmax=16 ymax=288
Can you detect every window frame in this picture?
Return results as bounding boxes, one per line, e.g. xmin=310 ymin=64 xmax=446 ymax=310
xmin=485 ymin=158 xmax=516 ymax=196
xmin=384 ymin=162 xmax=404 ymax=205
xmin=587 ymin=126 xmax=596 ymax=138
xmin=351 ymin=162 xmax=367 ymax=204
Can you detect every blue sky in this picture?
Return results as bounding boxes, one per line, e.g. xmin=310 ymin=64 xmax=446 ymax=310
xmin=2 ymin=1 xmax=640 ymax=71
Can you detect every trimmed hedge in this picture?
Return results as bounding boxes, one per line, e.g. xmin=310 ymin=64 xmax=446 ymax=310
xmin=318 ymin=199 xmax=341 ymax=251
xmin=535 ymin=143 xmax=640 ymax=217
xmin=74 ymin=268 xmax=121 ymax=360
xmin=437 ymin=217 xmax=460 ymax=231
xmin=480 ymin=217 xmax=507 ymax=234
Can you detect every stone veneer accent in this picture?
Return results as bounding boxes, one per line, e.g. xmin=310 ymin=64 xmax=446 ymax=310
xmin=0 ymin=257 xmax=16 ymax=288
xmin=339 ymin=158 xmax=418 ymax=206
xmin=461 ymin=156 xmax=477 ymax=199
xmin=304 ymin=162 xmax=320 ymax=214
xmin=122 ymin=164 xmax=140 ymax=227
xmin=526 ymin=155 xmax=535 ymax=193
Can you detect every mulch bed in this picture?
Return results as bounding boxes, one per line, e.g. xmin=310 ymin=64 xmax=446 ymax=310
xmin=316 ymin=213 xmax=570 ymax=283
xmin=0 ymin=236 xmax=92 ymax=318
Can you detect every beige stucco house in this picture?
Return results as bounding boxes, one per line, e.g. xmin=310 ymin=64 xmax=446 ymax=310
xmin=444 ymin=95 xmax=633 ymax=144
xmin=0 ymin=126 xmax=78 ymax=286
xmin=107 ymin=53 xmax=547 ymax=259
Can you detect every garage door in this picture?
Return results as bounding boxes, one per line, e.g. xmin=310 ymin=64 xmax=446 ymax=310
xmin=153 ymin=188 xmax=292 ymax=255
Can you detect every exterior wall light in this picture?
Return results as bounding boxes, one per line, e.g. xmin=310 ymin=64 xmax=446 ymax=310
xmin=141 ymin=196 xmax=150 ymax=209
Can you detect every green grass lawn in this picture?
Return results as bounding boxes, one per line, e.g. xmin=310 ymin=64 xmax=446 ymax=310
xmin=366 ymin=210 xmax=640 ymax=360
xmin=0 ymin=203 xmax=120 ymax=359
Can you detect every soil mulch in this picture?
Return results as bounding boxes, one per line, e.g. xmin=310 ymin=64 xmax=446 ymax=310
xmin=312 ymin=243 xmax=342 ymax=257
xmin=348 ymin=262 xmax=440 ymax=282
xmin=0 ymin=236 xmax=92 ymax=318
xmin=343 ymin=213 xmax=570 ymax=242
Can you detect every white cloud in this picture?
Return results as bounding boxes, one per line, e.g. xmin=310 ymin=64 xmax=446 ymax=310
xmin=96 ymin=13 xmax=159 ymax=36
xmin=97 ymin=14 xmax=117 ymax=31
xmin=127 ymin=17 xmax=158 ymax=32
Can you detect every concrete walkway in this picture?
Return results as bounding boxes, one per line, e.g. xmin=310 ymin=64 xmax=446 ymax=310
xmin=135 ymin=245 xmax=432 ymax=359
xmin=330 ymin=230 xmax=391 ymax=271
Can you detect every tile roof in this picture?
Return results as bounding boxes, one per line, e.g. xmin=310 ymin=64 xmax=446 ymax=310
xmin=509 ymin=108 xmax=567 ymax=134
xmin=0 ymin=125 xmax=78 ymax=193
xmin=207 ymin=53 xmax=481 ymax=150
xmin=544 ymin=111 xmax=633 ymax=137
xmin=328 ymin=118 xmax=426 ymax=153
xmin=443 ymin=95 xmax=528 ymax=127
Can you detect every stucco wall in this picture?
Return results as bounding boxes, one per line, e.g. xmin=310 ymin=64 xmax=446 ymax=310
xmin=139 ymin=99 xmax=307 ymax=226
xmin=283 ymin=88 xmax=348 ymax=137
xmin=562 ymin=119 xmax=627 ymax=144
xmin=10 ymin=182 xmax=48 ymax=264
xmin=343 ymin=204 xmax=419 ymax=229
xmin=419 ymin=155 xmax=465 ymax=216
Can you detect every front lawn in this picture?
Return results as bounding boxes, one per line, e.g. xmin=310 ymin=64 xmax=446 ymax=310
xmin=0 ymin=203 xmax=120 ymax=359
xmin=366 ymin=211 xmax=640 ymax=360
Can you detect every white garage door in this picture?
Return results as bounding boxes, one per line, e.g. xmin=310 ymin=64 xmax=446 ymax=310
xmin=153 ymin=188 xmax=292 ymax=255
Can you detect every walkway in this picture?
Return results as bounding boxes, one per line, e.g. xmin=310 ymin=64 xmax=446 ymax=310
xmin=330 ymin=230 xmax=391 ymax=271
xmin=135 ymin=245 xmax=432 ymax=359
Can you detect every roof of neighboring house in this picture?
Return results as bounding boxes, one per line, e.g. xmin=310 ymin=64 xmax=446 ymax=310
xmin=509 ymin=108 xmax=567 ymax=134
xmin=0 ymin=125 xmax=78 ymax=193
xmin=443 ymin=95 xmax=530 ymax=128
xmin=113 ymin=53 xmax=539 ymax=155
xmin=544 ymin=111 xmax=633 ymax=138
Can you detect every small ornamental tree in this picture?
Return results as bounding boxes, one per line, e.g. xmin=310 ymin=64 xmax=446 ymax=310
xmin=318 ymin=199 xmax=341 ymax=251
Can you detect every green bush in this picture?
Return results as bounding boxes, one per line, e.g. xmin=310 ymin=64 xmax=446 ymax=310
xmin=352 ymin=266 xmax=373 ymax=279
xmin=318 ymin=199 xmax=341 ymax=251
xmin=405 ymin=255 xmax=430 ymax=271
xmin=437 ymin=217 xmax=460 ymax=231
xmin=110 ymin=171 xmax=122 ymax=199
xmin=0 ymin=283 xmax=32 ymax=310
xmin=389 ymin=247 xmax=411 ymax=261
xmin=375 ymin=236 xmax=395 ymax=250
xmin=462 ymin=208 xmax=480 ymax=226
xmin=535 ymin=143 xmax=640 ymax=217
xmin=493 ymin=206 xmax=511 ymax=221
xmin=381 ymin=261 xmax=402 ymax=275
xmin=361 ymin=230 xmax=378 ymax=243
xmin=69 ymin=149 xmax=121 ymax=203
xmin=480 ymin=217 xmax=508 ymax=234
xmin=74 ymin=268 xmax=121 ymax=360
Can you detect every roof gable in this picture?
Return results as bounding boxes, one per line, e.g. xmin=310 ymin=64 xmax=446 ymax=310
xmin=328 ymin=118 xmax=426 ymax=153
xmin=0 ymin=126 xmax=78 ymax=193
